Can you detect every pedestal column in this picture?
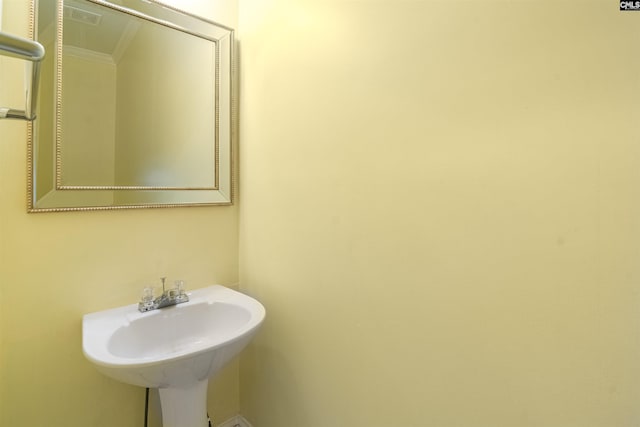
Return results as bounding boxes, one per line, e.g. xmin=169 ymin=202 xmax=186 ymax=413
xmin=158 ymin=379 xmax=209 ymax=427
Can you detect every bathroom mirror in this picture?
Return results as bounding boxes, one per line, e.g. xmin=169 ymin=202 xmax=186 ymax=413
xmin=28 ymin=0 xmax=234 ymax=212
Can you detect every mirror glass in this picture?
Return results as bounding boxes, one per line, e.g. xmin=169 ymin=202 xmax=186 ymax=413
xmin=29 ymin=0 xmax=234 ymax=211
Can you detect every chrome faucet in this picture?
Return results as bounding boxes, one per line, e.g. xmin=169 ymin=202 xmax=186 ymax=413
xmin=138 ymin=277 xmax=189 ymax=312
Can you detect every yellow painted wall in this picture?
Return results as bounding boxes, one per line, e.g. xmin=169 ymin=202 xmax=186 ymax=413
xmin=0 ymin=1 xmax=239 ymax=426
xmin=238 ymin=1 xmax=640 ymax=426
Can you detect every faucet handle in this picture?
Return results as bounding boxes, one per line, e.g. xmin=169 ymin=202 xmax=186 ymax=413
xmin=141 ymin=286 xmax=154 ymax=302
xmin=138 ymin=286 xmax=156 ymax=312
xmin=173 ymin=280 xmax=189 ymax=303
xmin=174 ymin=280 xmax=185 ymax=295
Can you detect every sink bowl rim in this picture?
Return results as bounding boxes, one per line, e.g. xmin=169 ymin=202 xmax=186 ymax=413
xmin=82 ymin=285 xmax=265 ymax=369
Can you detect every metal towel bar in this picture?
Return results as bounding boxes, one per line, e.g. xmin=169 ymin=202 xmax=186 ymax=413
xmin=0 ymin=31 xmax=45 ymax=121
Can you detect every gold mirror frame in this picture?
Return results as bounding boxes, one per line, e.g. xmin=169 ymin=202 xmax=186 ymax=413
xmin=27 ymin=0 xmax=235 ymax=212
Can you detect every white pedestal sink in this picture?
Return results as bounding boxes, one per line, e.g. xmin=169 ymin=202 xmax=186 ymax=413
xmin=82 ymin=285 xmax=265 ymax=427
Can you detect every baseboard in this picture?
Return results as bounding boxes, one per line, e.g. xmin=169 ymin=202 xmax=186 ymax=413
xmin=217 ymin=414 xmax=253 ymax=427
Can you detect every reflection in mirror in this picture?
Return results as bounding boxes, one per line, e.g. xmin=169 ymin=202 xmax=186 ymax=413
xmin=29 ymin=0 xmax=234 ymax=211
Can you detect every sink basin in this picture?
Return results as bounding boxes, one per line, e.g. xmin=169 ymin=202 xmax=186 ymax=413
xmin=82 ymin=285 xmax=265 ymax=427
